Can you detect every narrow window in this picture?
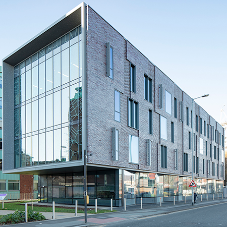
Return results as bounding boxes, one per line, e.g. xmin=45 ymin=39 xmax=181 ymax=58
xmin=171 ymin=122 xmax=174 ymax=143
xmin=196 ymin=157 xmax=199 ymax=174
xmin=196 ymin=115 xmax=198 ymax=132
xmin=174 ymin=149 xmax=178 ymax=170
xmin=147 ymin=139 xmax=151 ymax=166
xmin=191 ymin=111 xmax=192 ymax=128
xmin=160 ymin=116 xmax=167 ymax=140
xmin=203 ymin=159 xmax=205 ymax=174
xmin=114 ymin=90 xmax=120 ymax=122
xmin=186 ymin=107 xmax=189 ymax=126
xmin=207 ymin=124 xmax=209 ymax=138
xmin=193 ymin=156 xmax=195 ymax=173
xmin=212 ymin=162 xmax=215 ymax=176
xmin=204 ymin=121 xmax=206 ymax=136
xmin=180 ymin=101 xmax=183 ymax=122
xmin=200 ymin=138 xmax=203 ymax=154
xmin=129 ymin=135 xmax=138 ymax=163
xmin=161 ymin=145 xmax=167 ymax=168
xmin=106 ymin=43 xmax=113 ymax=79
xmin=130 ymin=64 xmax=136 ymax=92
xmin=217 ymin=148 xmax=219 ymax=161
xmin=128 ymin=98 xmax=139 ymax=129
xmin=159 ymin=84 xmax=162 ymax=109
xmin=200 ymin=118 xmax=202 ymax=134
xmin=217 ymin=164 xmax=219 ymax=177
xmin=149 ymin=110 xmax=152 ymax=134
xmin=189 ymin=131 xmax=191 ymax=149
xmin=165 ymin=90 xmax=172 ymax=115
xmin=144 ymin=75 xmax=152 ymax=103
xmin=112 ymin=128 xmax=119 ymax=161
xmin=222 ymin=135 xmax=224 ymax=147
xmin=174 ymin=98 xmax=177 ymax=118
xmin=210 ymin=144 xmax=212 ymax=159
xmin=183 ymin=153 xmax=188 ymax=172
xmin=206 ymin=141 xmax=207 ymax=156
xmin=214 ymin=146 xmax=216 ymax=159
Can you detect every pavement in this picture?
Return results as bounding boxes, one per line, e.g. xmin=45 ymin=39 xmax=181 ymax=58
xmin=1 ymin=197 xmax=227 ymax=226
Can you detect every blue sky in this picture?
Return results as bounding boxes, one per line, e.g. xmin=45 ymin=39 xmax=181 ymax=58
xmin=1 ymin=0 xmax=226 ymax=123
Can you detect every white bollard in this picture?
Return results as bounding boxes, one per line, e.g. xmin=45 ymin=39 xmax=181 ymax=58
xmin=160 ymin=197 xmax=161 ymax=207
xmin=32 ymin=201 xmax=33 ymax=210
xmin=201 ymin=195 xmax=202 ymax=202
xmin=111 ymin=199 xmax=113 ymax=211
xmin=25 ymin=203 xmax=28 ymax=222
xmin=52 ymin=201 xmax=55 ymax=219
xmin=174 ymin=196 xmax=175 ymax=205
xmin=185 ymin=196 xmax=186 ymax=204
xmin=75 ymin=200 xmax=78 ymax=216
xmin=124 ymin=198 xmax=126 ymax=211
xmin=213 ymin=194 xmax=214 ymax=200
xmin=141 ymin=197 xmax=142 ymax=209
xmin=95 ymin=199 xmax=97 ymax=213
xmin=2 ymin=201 xmax=4 ymax=209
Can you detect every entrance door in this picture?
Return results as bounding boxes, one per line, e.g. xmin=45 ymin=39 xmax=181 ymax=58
xmin=40 ymin=187 xmax=47 ymax=203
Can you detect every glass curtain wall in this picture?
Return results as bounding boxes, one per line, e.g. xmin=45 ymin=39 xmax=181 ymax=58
xmin=14 ymin=26 xmax=82 ymax=168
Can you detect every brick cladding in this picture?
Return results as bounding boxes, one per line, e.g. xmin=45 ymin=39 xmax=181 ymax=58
xmin=20 ymin=175 xmax=33 ymax=194
xmin=86 ymin=6 xmax=224 ymax=181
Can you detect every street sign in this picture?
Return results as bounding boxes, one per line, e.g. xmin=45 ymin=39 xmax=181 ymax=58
xmin=189 ymin=180 xmax=196 ymax=187
xmin=0 ymin=194 xmax=7 ymax=200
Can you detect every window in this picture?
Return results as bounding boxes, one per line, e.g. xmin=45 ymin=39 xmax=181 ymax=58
xmin=214 ymin=146 xmax=216 ymax=159
xmin=129 ymin=135 xmax=138 ymax=163
xmin=106 ymin=43 xmax=113 ymax=79
xmin=147 ymin=140 xmax=151 ymax=166
xmin=210 ymin=144 xmax=212 ymax=159
xmin=0 ymin=181 xmax=6 ymax=191
xmin=191 ymin=111 xmax=192 ymax=128
xmin=200 ymin=138 xmax=203 ymax=154
xmin=180 ymin=101 xmax=183 ymax=122
xmin=186 ymin=107 xmax=189 ymax=126
xmin=217 ymin=164 xmax=219 ymax=177
xmin=208 ymin=160 xmax=210 ymax=175
xmin=200 ymin=118 xmax=202 ymax=134
xmin=222 ymin=135 xmax=224 ymax=147
xmin=144 ymin=75 xmax=152 ymax=103
xmin=130 ymin=64 xmax=136 ymax=92
xmin=203 ymin=159 xmax=205 ymax=174
xmin=215 ymin=130 xmax=217 ymax=143
xmin=174 ymin=149 xmax=178 ymax=170
xmin=114 ymin=90 xmax=120 ymax=122
xmin=206 ymin=141 xmax=207 ymax=156
xmin=160 ymin=116 xmax=167 ymax=140
xmin=183 ymin=153 xmax=188 ymax=172
xmin=174 ymin=98 xmax=177 ymax=118
xmin=207 ymin=124 xmax=209 ymax=138
xmin=196 ymin=115 xmax=198 ymax=132
xmin=204 ymin=121 xmax=206 ymax=136
xmin=222 ymin=149 xmax=224 ymax=162
xmin=189 ymin=132 xmax=191 ymax=149
xmin=193 ymin=156 xmax=195 ymax=173
xmin=112 ymin=128 xmax=119 ymax=161
xmin=171 ymin=122 xmax=174 ymax=143
xmin=217 ymin=148 xmax=219 ymax=161
xmin=128 ymin=99 xmax=139 ymax=129
xmin=193 ymin=133 xmax=196 ymax=151
xmin=165 ymin=90 xmax=172 ymax=115
xmin=8 ymin=180 xmax=19 ymax=190
xmin=196 ymin=157 xmax=199 ymax=174
xmin=161 ymin=145 xmax=167 ymax=168
xmin=159 ymin=84 xmax=162 ymax=109
xmin=149 ymin=110 xmax=152 ymax=134
xmin=212 ymin=162 xmax=215 ymax=176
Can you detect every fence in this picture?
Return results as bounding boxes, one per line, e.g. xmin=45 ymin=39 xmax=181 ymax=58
xmin=4 ymin=192 xmax=38 ymax=200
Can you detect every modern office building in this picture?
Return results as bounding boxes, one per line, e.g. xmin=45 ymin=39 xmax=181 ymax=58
xmin=0 ymin=66 xmax=38 ymax=199
xmin=2 ymin=3 xmax=224 ymax=206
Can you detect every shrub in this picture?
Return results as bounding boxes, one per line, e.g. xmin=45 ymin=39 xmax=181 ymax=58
xmin=0 ymin=210 xmax=45 ymax=225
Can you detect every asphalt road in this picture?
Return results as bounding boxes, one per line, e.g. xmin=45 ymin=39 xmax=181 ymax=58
xmin=105 ymin=202 xmax=227 ymax=227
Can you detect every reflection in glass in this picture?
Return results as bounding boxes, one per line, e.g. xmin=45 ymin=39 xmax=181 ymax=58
xmin=33 ymin=135 xmax=38 ymax=165
xmin=70 ymin=28 xmax=79 ymax=46
xmin=53 ymin=39 xmax=61 ymax=55
xmin=26 ymin=102 xmax=31 ymax=133
xmin=15 ymin=140 xmax=20 ymax=168
xmin=32 ymin=100 xmax=38 ymax=132
xmin=62 ymin=48 xmax=69 ymax=85
xmin=21 ymin=73 xmax=26 ymax=102
xmin=61 ymin=34 xmax=69 ymax=50
xmin=46 ymin=58 xmax=53 ymax=91
xmin=39 ymin=62 xmax=45 ymax=95
xmin=26 ymin=58 xmax=31 ymax=71
xmin=14 ymin=108 xmax=20 ymax=138
xmin=54 ymin=129 xmax=61 ymax=162
xmin=46 ymin=94 xmax=53 ymax=128
xmin=46 ymin=44 xmax=52 ymax=59
xmin=14 ymin=76 xmax=20 ymax=105
xmin=70 ymin=83 xmax=81 ymax=122
xmin=62 ymin=127 xmax=69 ymax=162
xmin=70 ymin=124 xmax=81 ymax=160
xmin=21 ymin=105 xmax=25 ymax=135
xmin=54 ymin=91 xmax=61 ymax=126
xmin=39 ymin=49 xmax=45 ymax=63
xmin=20 ymin=61 xmax=25 ymax=75
xmin=39 ymin=97 xmax=45 ymax=130
xmin=39 ymin=133 xmax=45 ymax=164
xmin=26 ymin=70 xmax=31 ymax=100
xmin=160 ymin=116 xmax=167 ymax=140
xmin=46 ymin=131 xmax=53 ymax=163
xmin=114 ymin=90 xmax=120 ymax=122
xmin=129 ymin=135 xmax=139 ymax=163
xmin=21 ymin=138 xmax=26 ymax=167
xmin=32 ymin=53 xmax=38 ymax=68
xmin=165 ymin=90 xmax=172 ymax=115
xmin=70 ymin=43 xmax=79 ymax=81
xmin=26 ymin=136 xmax=32 ymax=166
xmin=53 ymin=53 xmax=61 ymax=88
xmin=62 ymin=87 xmax=69 ymax=123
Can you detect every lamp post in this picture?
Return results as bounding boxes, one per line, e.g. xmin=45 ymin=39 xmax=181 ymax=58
xmin=191 ymin=94 xmax=209 ymax=206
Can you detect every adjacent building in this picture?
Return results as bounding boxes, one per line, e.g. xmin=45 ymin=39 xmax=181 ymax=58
xmin=2 ymin=3 xmax=224 ymax=206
